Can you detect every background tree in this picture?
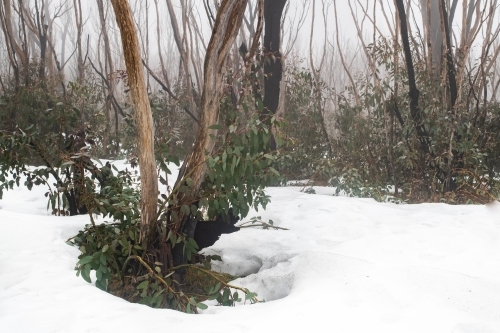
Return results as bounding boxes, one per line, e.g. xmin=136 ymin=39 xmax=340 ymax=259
xmin=263 ymin=0 xmax=286 ymax=150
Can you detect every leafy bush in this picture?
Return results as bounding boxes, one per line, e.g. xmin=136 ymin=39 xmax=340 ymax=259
xmin=278 ymin=39 xmax=500 ymax=204
xmin=67 ymin=104 xmax=282 ymax=311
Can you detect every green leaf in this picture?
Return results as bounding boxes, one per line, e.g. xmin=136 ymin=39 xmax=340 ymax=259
xmin=196 ymin=302 xmax=208 ymax=310
xmin=77 ymin=256 xmax=93 ymax=265
xmin=81 ymin=266 xmax=92 ymax=283
xmin=208 ymin=124 xmax=222 ymax=130
xmin=269 ymin=167 xmax=280 ymax=176
xmin=96 ymin=269 xmax=102 ymax=280
xmin=207 ymin=293 xmax=219 ymax=301
xmin=245 ymin=291 xmax=257 ymax=300
xmin=181 ymin=205 xmax=191 ymax=215
xmin=137 ymin=280 xmax=149 ymax=290
xmin=256 ymin=98 xmax=264 ymax=112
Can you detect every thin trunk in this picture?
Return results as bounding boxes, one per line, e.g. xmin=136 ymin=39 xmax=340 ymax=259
xmin=97 ymin=0 xmax=115 ymax=156
xmin=154 ymin=0 xmax=171 ymax=87
xmin=165 ymin=0 xmax=197 ymax=113
xmin=395 ymin=0 xmax=432 ymax=156
xmin=74 ymin=0 xmax=84 ymax=83
xmin=333 ymin=0 xmax=360 ymax=105
xmin=34 ymin=0 xmax=47 ymax=82
xmin=263 ymin=0 xmax=286 ymax=150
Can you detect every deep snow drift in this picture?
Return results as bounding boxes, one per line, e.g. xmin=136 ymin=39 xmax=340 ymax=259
xmin=1 ymin=160 xmax=500 ymax=333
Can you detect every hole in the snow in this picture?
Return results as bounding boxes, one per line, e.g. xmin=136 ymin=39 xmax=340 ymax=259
xmin=207 ymin=252 xmax=296 ymax=303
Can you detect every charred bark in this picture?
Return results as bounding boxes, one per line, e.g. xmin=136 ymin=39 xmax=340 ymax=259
xmin=395 ymin=0 xmax=432 ymax=157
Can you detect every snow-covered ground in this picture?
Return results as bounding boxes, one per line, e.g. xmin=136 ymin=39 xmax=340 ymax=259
xmin=1 ymin=161 xmax=500 ymax=333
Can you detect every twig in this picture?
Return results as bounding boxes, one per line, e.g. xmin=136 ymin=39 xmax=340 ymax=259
xmin=142 ymin=60 xmax=199 ymax=124
xmin=238 ymin=220 xmax=289 ymax=231
xmin=127 ymin=255 xmax=196 ymax=312
xmin=87 ymin=58 xmax=135 ymax=128
xmin=169 ymin=264 xmax=261 ymax=304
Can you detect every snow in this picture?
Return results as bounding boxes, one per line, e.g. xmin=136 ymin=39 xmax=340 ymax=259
xmin=1 ymin=161 xmax=500 ymax=333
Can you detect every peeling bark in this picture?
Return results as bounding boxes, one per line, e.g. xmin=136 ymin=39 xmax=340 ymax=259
xmin=110 ymin=0 xmax=158 ymax=242
xmin=174 ymin=0 xmax=248 ymax=226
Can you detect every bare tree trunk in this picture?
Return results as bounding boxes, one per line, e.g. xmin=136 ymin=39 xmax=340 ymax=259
xmin=333 ymin=0 xmax=360 ymax=105
xmin=0 ymin=1 xmax=20 ymax=89
xmin=170 ymin=0 xmax=248 ymax=271
xmin=420 ymin=0 xmax=443 ymax=67
xmin=60 ymin=2 xmax=70 ymax=72
xmin=395 ymin=0 xmax=432 ymax=156
xmin=309 ymin=0 xmax=332 ymax=155
xmin=165 ymin=0 xmax=197 ymax=113
xmin=263 ymin=0 xmax=286 ymax=150
xmin=389 ymin=5 xmax=400 ymax=195
xmin=110 ymin=0 xmax=158 ymax=242
xmin=33 ymin=1 xmax=48 ymax=82
xmin=74 ymin=0 xmax=84 ymax=84
xmin=153 ymin=0 xmax=170 ymax=87
xmin=97 ymin=0 xmax=115 ymax=156
xmin=1 ymin=0 xmax=29 ymax=69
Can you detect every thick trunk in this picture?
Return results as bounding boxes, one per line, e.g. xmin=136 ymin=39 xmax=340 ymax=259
xmin=170 ymin=0 xmax=248 ymax=271
xmin=110 ymin=0 xmax=158 ymax=242
xmin=420 ymin=0 xmax=443 ymax=67
xmin=263 ymin=0 xmax=286 ymax=115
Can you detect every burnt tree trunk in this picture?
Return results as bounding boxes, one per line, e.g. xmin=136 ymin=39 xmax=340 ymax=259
xmin=263 ymin=0 xmax=286 ymax=150
xmin=396 ymin=0 xmax=451 ymax=190
xmin=395 ymin=0 xmax=432 ymax=156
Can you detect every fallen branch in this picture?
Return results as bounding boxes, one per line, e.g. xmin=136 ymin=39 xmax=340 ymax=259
xmin=169 ymin=264 xmax=261 ymax=304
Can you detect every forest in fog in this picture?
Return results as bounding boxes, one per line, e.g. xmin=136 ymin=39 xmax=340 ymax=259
xmin=1 ymin=0 xmax=500 ymax=314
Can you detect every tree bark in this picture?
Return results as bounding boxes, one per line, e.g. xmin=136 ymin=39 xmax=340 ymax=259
xmin=97 ymin=0 xmax=115 ymax=155
xmin=1 ymin=0 xmax=29 ymax=71
xmin=420 ymin=0 xmax=443 ymax=67
xmin=73 ymin=0 xmax=84 ymax=84
xmin=262 ymin=0 xmax=286 ymax=150
xmin=175 ymin=0 xmax=248 ymax=219
xmin=169 ymin=0 xmax=248 ymax=271
xmin=439 ymin=0 xmax=457 ymax=108
xmin=110 ymin=0 xmax=158 ymax=242
xmin=395 ymin=0 xmax=432 ymax=156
